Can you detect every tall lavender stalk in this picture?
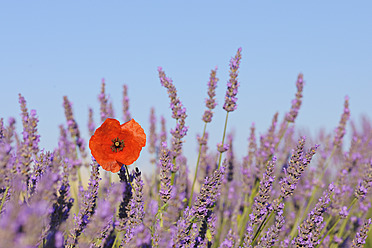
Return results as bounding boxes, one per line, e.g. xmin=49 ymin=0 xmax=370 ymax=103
xmin=158 ymin=67 xmax=188 ymax=184
xmin=218 ymin=47 xmax=242 ymax=169
xmin=189 ymin=67 xmax=219 ymax=207
xmin=122 ymin=84 xmax=131 ymax=122
xmin=66 ymin=161 xmax=100 ymax=247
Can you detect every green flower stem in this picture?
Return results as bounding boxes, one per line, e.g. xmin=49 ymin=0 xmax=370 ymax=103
xmin=189 ymin=122 xmax=208 ymax=208
xmin=170 ymin=157 xmax=177 ymax=185
xmin=0 ymin=186 xmax=10 ymax=213
xmin=218 ymin=112 xmax=229 ymax=169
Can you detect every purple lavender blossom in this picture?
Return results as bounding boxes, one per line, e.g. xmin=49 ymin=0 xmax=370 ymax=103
xmin=118 ymin=165 xmax=133 ymax=221
xmin=333 ymin=95 xmax=350 ymax=148
xmin=158 ymin=67 xmax=188 ymax=159
xmin=160 ymin=115 xmax=167 ymax=144
xmin=223 ymin=47 xmax=242 ymax=112
xmin=280 ymin=136 xmax=319 ymax=198
xmin=159 ymin=142 xmax=172 ymax=204
xmin=66 ymin=161 xmax=100 ymax=247
xmin=294 ymin=183 xmax=335 ymax=247
xmin=202 ymin=67 xmax=219 ymax=123
xmin=250 ymin=156 xmax=277 ymax=225
xmin=351 ymin=218 xmax=372 ymax=247
xmin=99 ymin=78 xmax=109 ymax=122
xmin=217 ymin=142 xmax=230 ymax=153
xmin=121 ymin=168 xmax=145 ymax=245
xmin=148 ymin=107 xmax=158 ymax=164
xmin=257 ymin=202 xmax=285 ymax=247
xmin=88 ymin=108 xmax=95 ymax=137
xmin=285 ymin=73 xmax=304 ymax=123
xmin=123 ymin=84 xmax=131 ymax=122
xmin=63 ymin=96 xmax=87 ymax=159
xmin=354 ymin=165 xmax=372 ymax=199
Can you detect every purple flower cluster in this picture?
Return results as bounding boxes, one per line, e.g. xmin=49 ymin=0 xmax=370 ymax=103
xmin=333 ymin=95 xmax=351 ymax=148
xmin=294 ymin=183 xmax=335 ymax=246
xmin=202 ymin=67 xmax=219 ymax=123
xmin=280 ymin=136 xmax=319 ymax=198
xmin=122 ymin=84 xmax=131 ymax=122
xmin=285 ymin=73 xmax=304 ymax=123
xmin=223 ymin=47 xmax=242 ymax=112
xmin=158 ymin=67 xmax=188 ymax=159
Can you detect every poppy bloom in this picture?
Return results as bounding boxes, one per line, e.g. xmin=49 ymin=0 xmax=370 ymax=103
xmin=89 ymin=118 xmax=146 ymax=173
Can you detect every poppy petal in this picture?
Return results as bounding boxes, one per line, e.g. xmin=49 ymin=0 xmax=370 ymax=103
xmin=116 ymin=119 xmax=146 ymax=165
xmin=89 ymin=118 xmax=121 ymax=170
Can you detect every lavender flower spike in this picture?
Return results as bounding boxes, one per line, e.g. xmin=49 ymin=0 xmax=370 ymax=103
xmin=285 ymin=73 xmax=304 ymax=123
xmin=354 ymin=164 xmax=372 ymax=199
xmin=294 ymin=183 xmax=335 ymax=247
xmin=351 ymin=218 xmax=372 ymax=247
xmin=333 ymin=95 xmax=350 ymax=148
xmin=202 ymin=67 xmax=219 ymax=123
xmin=223 ymin=47 xmax=242 ymax=112
xmin=159 ymin=142 xmax=172 ymax=204
xmin=123 ymin=84 xmax=131 ymax=122
xmin=158 ymin=67 xmax=188 ymax=158
xmin=280 ymin=136 xmax=319 ymax=198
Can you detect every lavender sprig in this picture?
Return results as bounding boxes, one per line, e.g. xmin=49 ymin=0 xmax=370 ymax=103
xmin=285 ymin=73 xmax=304 ymax=123
xmin=66 ymin=161 xmax=100 ymax=247
xmin=351 ymin=218 xmax=372 ymax=247
xmin=294 ymin=183 xmax=334 ymax=247
xmin=333 ymin=95 xmax=350 ymax=149
xmin=148 ymin=107 xmax=157 ymax=165
xmin=218 ymin=48 xmax=242 ymax=169
xmin=122 ymin=84 xmax=131 ymax=122
xmin=158 ymin=67 xmax=188 ymax=174
xmin=223 ymin=47 xmax=242 ymax=113
xmin=280 ymin=137 xmax=319 ymax=198
xmin=202 ymin=67 xmax=219 ymax=123
xmin=159 ymin=142 xmax=172 ymax=205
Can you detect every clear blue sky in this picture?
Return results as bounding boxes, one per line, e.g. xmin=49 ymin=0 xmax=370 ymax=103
xmin=1 ymin=1 xmax=371 ymax=174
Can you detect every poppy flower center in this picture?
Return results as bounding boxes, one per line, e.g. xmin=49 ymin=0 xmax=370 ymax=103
xmin=111 ymin=137 xmax=125 ymax=152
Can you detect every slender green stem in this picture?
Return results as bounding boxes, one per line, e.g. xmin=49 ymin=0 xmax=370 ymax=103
xmin=170 ymin=157 xmax=177 ymax=185
xmin=218 ymin=112 xmax=229 ymax=169
xmin=189 ymin=123 xmax=208 ymax=207
xmin=0 ymin=186 xmax=10 ymax=213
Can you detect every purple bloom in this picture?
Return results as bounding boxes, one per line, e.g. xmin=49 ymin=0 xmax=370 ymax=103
xmin=294 ymin=183 xmax=334 ymax=246
xmin=333 ymin=95 xmax=350 ymax=148
xmin=159 ymin=142 xmax=172 ymax=204
xmin=158 ymin=67 xmax=188 ymax=159
xmin=223 ymin=48 xmax=242 ymax=112
xmin=148 ymin=107 xmax=157 ymax=164
xmin=122 ymin=84 xmax=131 ymax=122
xmin=66 ymin=161 xmax=100 ymax=247
xmin=88 ymin=108 xmax=95 ymax=137
xmin=280 ymin=137 xmax=319 ymax=198
xmin=202 ymin=67 xmax=219 ymax=123
xmin=351 ymin=218 xmax=372 ymax=247
xmin=354 ymin=164 xmax=372 ymax=199
xmin=285 ymin=73 xmax=304 ymax=123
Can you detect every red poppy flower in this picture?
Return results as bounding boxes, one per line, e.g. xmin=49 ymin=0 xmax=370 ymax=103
xmin=89 ymin=118 xmax=146 ymax=173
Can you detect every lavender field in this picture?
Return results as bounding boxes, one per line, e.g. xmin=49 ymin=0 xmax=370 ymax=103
xmin=1 ymin=48 xmax=371 ymax=248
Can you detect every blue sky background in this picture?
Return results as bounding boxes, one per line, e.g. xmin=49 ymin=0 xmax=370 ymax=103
xmin=1 ymin=1 xmax=371 ymax=174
